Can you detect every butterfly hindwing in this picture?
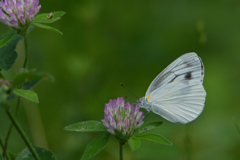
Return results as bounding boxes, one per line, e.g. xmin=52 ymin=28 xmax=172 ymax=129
xmin=149 ymin=80 xmax=206 ymax=124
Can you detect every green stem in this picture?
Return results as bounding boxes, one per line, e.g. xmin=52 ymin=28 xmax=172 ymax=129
xmin=3 ymin=34 xmax=29 ymax=159
xmin=23 ymin=34 xmax=29 ymax=69
xmin=0 ymin=134 xmax=10 ymax=160
xmin=119 ymin=141 xmax=124 ymax=160
xmin=0 ymin=134 xmax=4 ymax=149
xmin=6 ymin=109 xmax=40 ymax=160
xmin=0 ymin=134 xmax=7 ymax=160
xmin=3 ymin=97 xmax=21 ymax=159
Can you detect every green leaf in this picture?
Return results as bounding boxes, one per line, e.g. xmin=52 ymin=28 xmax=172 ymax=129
xmin=8 ymin=152 xmax=17 ymax=160
xmin=0 ymin=33 xmax=15 ymax=48
xmin=136 ymin=134 xmax=172 ymax=146
xmin=233 ymin=117 xmax=240 ymax=135
xmin=135 ymin=121 xmax=163 ymax=135
xmin=22 ymin=80 xmax=40 ymax=90
xmin=0 ymin=59 xmax=7 ymax=69
xmin=0 ymin=153 xmax=3 ymax=160
xmin=0 ymin=73 xmax=4 ymax=79
xmin=16 ymin=146 xmax=56 ymax=160
xmin=33 ymin=14 xmax=57 ymax=23
xmin=0 ymin=33 xmax=23 ymax=70
xmin=81 ymin=132 xmax=111 ymax=160
xmin=33 ymin=11 xmax=65 ymax=24
xmin=38 ymin=72 xmax=55 ymax=82
xmin=53 ymin=11 xmax=66 ymax=18
xmin=11 ymin=72 xmax=29 ymax=87
xmin=13 ymin=89 xmax=39 ymax=103
xmin=64 ymin=121 xmax=107 ymax=132
xmin=12 ymin=70 xmax=54 ymax=89
xmin=128 ymin=137 xmax=141 ymax=151
xmin=32 ymin=23 xmax=62 ymax=35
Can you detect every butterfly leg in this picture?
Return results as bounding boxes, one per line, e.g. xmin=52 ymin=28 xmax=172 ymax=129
xmin=144 ymin=110 xmax=151 ymax=118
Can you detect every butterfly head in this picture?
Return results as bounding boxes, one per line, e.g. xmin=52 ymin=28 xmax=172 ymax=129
xmin=136 ymin=97 xmax=151 ymax=111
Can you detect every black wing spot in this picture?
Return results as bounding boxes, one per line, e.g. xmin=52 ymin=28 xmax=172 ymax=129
xmin=185 ymin=72 xmax=192 ymax=80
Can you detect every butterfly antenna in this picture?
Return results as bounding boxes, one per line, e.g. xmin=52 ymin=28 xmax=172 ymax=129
xmin=125 ymin=96 xmax=135 ymax=99
xmin=120 ymin=83 xmax=139 ymax=99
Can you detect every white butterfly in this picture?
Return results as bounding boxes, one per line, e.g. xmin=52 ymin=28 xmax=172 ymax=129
xmin=137 ymin=52 xmax=206 ymax=124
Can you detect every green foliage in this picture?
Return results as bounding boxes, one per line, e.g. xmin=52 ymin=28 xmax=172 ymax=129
xmin=0 ymin=72 xmax=4 ymax=79
xmin=16 ymin=147 xmax=56 ymax=160
xmin=136 ymin=134 xmax=172 ymax=146
xmin=31 ymin=23 xmax=63 ymax=35
xmin=11 ymin=69 xmax=54 ymax=89
xmin=31 ymin=11 xmax=65 ymax=35
xmin=0 ymin=33 xmax=15 ymax=48
xmin=232 ymin=118 xmax=240 ymax=135
xmin=0 ymin=4 xmax=65 ymax=160
xmin=53 ymin=11 xmax=66 ymax=18
xmin=0 ymin=84 xmax=9 ymax=108
xmin=33 ymin=11 xmax=66 ymax=24
xmin=13 ymin=89 xmax=39 ymax=103
xmin=72 ymin=120 xmax=168 ymax=157
xmin=0 ymin=33 xmax=23 ymax=70
xmin=8 ymin=152 xmax=17 ymax=160
xmin=0 ymin=154 xmax=3 ymax=160
xmin=128 ymin=137 xmax=141 ymax=152
xmin=134 ymin=121 xmax=163 ymax=135
xmin=127 ymin=121 xmax=169 ymax=151
xmin=81 ymin=132 xmax=111 ymax=160
xmin=64 ymin=121 xmax=107 ymax=132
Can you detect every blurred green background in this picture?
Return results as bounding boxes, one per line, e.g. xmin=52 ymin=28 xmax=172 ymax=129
xmin=1 ymin=0 xmax=240 ymax=159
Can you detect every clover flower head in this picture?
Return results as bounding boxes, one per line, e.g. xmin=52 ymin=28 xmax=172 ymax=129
xmin=102 ymin=97 xmax=144 ymax=140
xmin=0 ymin=0 xmax=41 ymax=32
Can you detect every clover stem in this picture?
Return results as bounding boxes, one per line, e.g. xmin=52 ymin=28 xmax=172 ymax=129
xmin=3 ymin=34 xmax=30 ymax=159
xmin=23 ymin=34 xmax=29 ymax=69
xmin=6 ymin=109 xmax=40 ymax=160
xmin=119 ymin=141 xmax=124 ymax=160
xmin=0 ymin=133 xmax=10 ymax=160
xmin=3 ymin=97 xmax=21 ymax=159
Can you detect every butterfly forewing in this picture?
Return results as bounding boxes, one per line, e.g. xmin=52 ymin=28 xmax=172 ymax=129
xmin=145 ymin=52 xmax=204 ymax=99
